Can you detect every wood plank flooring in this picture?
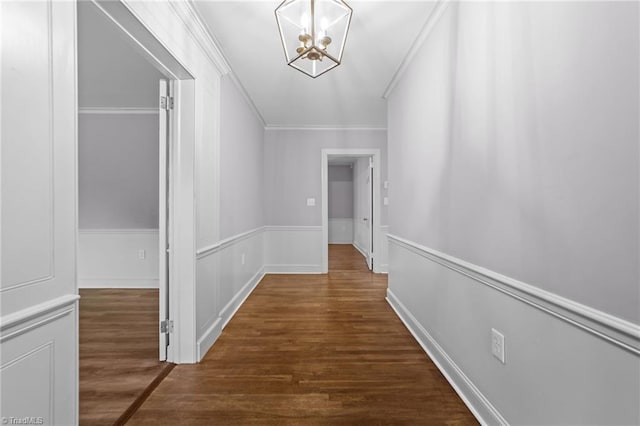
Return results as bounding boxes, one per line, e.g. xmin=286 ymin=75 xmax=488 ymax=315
xmin=128 ymin=245 xmax=477 ymax=425
xmin=79 ymin=289 xmax=173 ymax=425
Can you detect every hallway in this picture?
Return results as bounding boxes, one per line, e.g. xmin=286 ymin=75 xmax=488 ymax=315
xmin=128 ymin=245 xmax=476 ymax=424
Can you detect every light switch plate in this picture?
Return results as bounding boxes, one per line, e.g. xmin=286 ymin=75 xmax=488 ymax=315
xmin=384 ymin=181 xmax=389 ymax=189
xmin=383 ymin=197 xmax=389 ymax=206
xmin=306 ymin=198 xmax=316 ymax=206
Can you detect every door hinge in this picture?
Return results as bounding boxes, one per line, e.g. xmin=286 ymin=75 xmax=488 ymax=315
xmin=160 ymin=96 xmax=174 ymax=110
xmin=160 ymin=319 xmax=174 ymax=334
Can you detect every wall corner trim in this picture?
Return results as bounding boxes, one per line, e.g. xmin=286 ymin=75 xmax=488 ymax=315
xmin=387 ymin=234 xmax=640 ymax=354
xmin=382 ymin=0 xmax=451 ymax=99
xmin=386 ymin=289 xmax=508 ymax=426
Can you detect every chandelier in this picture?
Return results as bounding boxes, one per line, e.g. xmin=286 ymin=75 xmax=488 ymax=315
xmin=275 ymin=0 xmax=353 ymax=78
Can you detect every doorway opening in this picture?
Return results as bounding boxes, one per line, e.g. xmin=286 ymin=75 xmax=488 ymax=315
xmin=321 ymin=149 xmax=381 ymax=274
xmin=76 ymin=1 xmax=191 ymax=423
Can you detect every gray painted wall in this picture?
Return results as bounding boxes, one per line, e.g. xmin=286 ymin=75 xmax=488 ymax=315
xmin=78 ymin=113 xmax=159 ymax=229
xmin=387 ymin=1 xmax=639 ymax=424
xmin=388 ymin=1 xmax=639 ymax=324
xmin=77 ymin=1 xmax=164 ymax=108
xmin=219 ymin=75 xmax=265 ymax=239
xmin=328 ymin=165 xmax=353 ymax=219
xmin=264 ymin=129 xmax=387 ymax=226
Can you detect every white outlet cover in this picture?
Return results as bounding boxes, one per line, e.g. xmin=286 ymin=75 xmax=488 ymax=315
xmin=491 ymin=328 xmax=506 ymax=364
xmin=383 ymin=180 xmax=389 ymax=189
xmin=306 ymin=198 xmax=316 ymax=206
xmin=383 ymin=197 xmax=389 ymax=206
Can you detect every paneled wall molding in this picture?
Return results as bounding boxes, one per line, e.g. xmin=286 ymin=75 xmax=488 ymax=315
xmin=0 ymin=294 xmax=79 ymax=337
xmin=78 ymin=107 xmax=158 ymax=114
xmin=264 ymin=226 xmax=323 ymax=274
xmin=388 ymin=234 xmax=640 ymax=354
xmin=386 ymin=289 xmax=507 ymax=425
xmin=196 ymin=226 xmax=265 ymax=259
xmin=78 ymin=229 xmax=159 ymax=289
xmin=377 ymin=225 xmax=390 ymax=273
xmin=383 ymin=0 xmax=450 ymax=99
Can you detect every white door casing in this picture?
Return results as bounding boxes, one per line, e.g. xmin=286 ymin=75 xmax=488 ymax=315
xmin=321 ymin=149 xmax=382 ymax=273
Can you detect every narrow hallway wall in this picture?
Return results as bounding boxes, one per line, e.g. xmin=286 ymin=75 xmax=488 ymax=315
xmin=386 ymin=2 xmax=639 ymax=424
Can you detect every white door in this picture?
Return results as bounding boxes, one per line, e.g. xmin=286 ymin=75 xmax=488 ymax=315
xmin=366 ymin=157 xmax=374 ymax=271
xmin=1 ymin=1 xmax=79 ymax=423
xmin=158 ymin=80 xmax=173 ymax=361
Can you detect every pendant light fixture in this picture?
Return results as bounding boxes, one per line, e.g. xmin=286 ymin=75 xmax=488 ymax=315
xmin=275 ymin=0 xmax=353 ymax=78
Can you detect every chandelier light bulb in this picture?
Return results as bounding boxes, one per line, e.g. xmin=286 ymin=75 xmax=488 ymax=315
xmin=275 ymin=0 xmax=353 ymax=78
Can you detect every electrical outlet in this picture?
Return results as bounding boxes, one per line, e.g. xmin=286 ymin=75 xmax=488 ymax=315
xmin=138 ymin=249 xmax=146 ymax=260
xmin=306 ymin=198 xmax=316 ymax=206
xmin=241 ymin=253 xmax=245 ymax=265
xmin=491 ymin=328 xmax=505 ymax=364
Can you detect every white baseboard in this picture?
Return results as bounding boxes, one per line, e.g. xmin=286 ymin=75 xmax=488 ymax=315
xmin=353 ymin=242 xmax=367 ymax=259
xmin=386 ymin=289 xmax=507 ymax=426
xmin=197 ymin=268 xmax=266 ymax=361
xmin=196 ymin=317 xmax=222 ymax=362
xmin=78 ymin=278 xmax=159 ymax=289
xmin=220 ymin=268 xmax=266 ymax=330
xmin=264 ymin=264 xmax=323 ymax=274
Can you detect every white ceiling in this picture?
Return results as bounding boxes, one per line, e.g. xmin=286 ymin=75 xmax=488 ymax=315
xmin=194 ymin=1 xmax=436 ymax=128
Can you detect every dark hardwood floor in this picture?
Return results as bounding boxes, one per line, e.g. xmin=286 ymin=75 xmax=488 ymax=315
xmin=128 ymin=244 xmax=477 ymax=425
xmin=79 ymin=289 xmax=173 ymax=425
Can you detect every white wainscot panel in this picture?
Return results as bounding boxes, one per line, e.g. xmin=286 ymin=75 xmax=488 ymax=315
xmin=1 ymin=0 xmax=54 ymax=291
xmin=195 ymin=228 xmax=265 ymax=361
xmin=264 ymin=226 xmax=323 ymax=274
xmin=78 ymin=229 xmax=159 ymax=288
xmin=377 ymin=225 xmax=389 ymax=273
xmin=0 ymin=296 xmax=78 ymax=425
xmin=386 ymin=237 xmax=640 ymax=425
xmin=328 ymin=218 xmax=353 ymax=244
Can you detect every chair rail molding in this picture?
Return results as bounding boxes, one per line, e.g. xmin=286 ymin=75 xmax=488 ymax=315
xmin=387 ymin=234 xmax=640 ymax=354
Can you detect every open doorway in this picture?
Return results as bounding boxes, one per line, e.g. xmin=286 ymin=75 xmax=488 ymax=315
xmin=327 ymin=158 xmax=373 ymax=272
xmin=76 ymin=1 xmax=186 ymax=423
xmin=322 ymin=149 xmax=381 ymax=274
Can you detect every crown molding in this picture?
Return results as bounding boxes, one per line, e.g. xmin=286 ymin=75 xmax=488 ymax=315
xmin=168 ymin=1 xmax=231 ymax=75
xmin=228 ymin=71 xmax=267 ymax=128
xmin=383 ymin=0 xmax=451 ymax=99
xmin=173 ymin=1 xmax=266 ymax=127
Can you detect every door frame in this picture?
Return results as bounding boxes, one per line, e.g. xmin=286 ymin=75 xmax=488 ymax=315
xmin=87 ymin=0 xmax=194 ymax=363
xmin=321 ymin=149 xmax=381 ymax=273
